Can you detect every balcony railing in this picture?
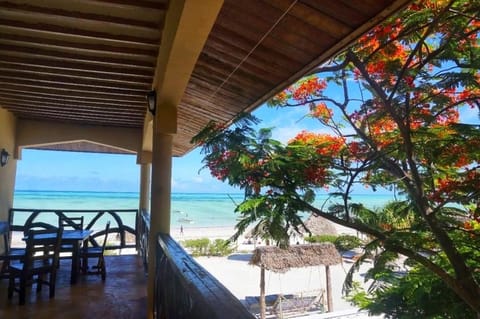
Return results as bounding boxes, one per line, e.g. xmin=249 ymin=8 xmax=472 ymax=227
xmin=137 ymin=210 xmax=254 ymax=319
xmin=9 ymin=208 xmax=138 ymax=251
xmin=139 ymin=209 xmax=150 ymax=270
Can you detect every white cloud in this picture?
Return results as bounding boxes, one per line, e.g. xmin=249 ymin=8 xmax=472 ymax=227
xmin=192 ymin=176 xmax=203 ymax=183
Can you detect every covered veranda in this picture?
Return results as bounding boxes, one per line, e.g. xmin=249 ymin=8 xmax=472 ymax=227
xmin=0 ymin=1 xmax=411 ymax=318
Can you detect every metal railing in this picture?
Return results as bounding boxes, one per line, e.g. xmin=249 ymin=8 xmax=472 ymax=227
xmin=9 ymin=208 xmax=138 ymax=251
xmin=139 ymin=209 xmax=150 ymax=271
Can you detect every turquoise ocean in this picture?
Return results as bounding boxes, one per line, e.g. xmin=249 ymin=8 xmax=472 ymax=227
xmin=13 ymin=190 xmax=395 ymax=229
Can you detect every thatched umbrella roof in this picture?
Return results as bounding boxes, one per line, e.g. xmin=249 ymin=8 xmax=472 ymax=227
xmin=249 ymin=243 xmax=342 ymax=273
xmin=300 ymin=214 xmax=337 ymax=237
xmin=244 ymin=214 xmax=337 ymax=240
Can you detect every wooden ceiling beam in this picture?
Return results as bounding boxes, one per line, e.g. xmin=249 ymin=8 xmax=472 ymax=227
xmin=85 ymin=0 xmax=168 ymax=11
xmin=0 ymin=1 xmax=163 ymax=30
xmin=0 ymin=97 xmax=145 ymax=113
xmin=4 ymin=103 xmax=144 ymax=119
xmin=0 ymin=91 xmax=145 ymax=108
xmin=0 ymin=63 xmax=151 ymax=86
xmin=0 ymin=55 xmax=153 ymax=77
xmin=16 ymin=115 xmax=141 ymax=128
xmin=261 ymin=0 xmax=352 ymax=38
xmin=0 ymin=85 xmax=144 ymax=103
xmin=0 ymin=32 xmax=158 ymax=57
xmin=209 ymin=24 xmax=309 ymax=65
xmin=0 ymin=70 xmax=149 ymax=92
xmin=302 ymin=0 xmax=367 ymax=25
xmin=0 ymin=18 xmax=161 ymax=46
xmin=12 ymin=110 xmax=143 ymax=124
xmin=0 ymin=78 xmax=146 ymax=97
xmin=0 ymin=44 xmax=156 ymax=68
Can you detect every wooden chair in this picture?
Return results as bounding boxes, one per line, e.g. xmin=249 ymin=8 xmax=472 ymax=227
xmin=60 ymin=216 xmax=84 ymax=231
xmin=59 ymin=216 xmax=84 ymax=259
xmin=0 ymin=223 xmax=25 ymax=280
xmin=7 ymin=227 xmax=63 ymax=305
xmin=81 ymin=221 xmax=110 ymax=280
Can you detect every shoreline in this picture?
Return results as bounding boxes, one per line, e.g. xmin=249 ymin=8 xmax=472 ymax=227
xmin=170 ymin=225 xmax=236 ymax=240
xmin=11 ymin=222 xmax=359 ymax=247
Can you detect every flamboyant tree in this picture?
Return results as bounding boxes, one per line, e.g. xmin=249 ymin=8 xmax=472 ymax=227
xmin=192 ymin=0 xmax=480 ymax=316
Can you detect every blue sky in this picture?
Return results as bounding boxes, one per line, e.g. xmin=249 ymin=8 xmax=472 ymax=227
xmin=15 ymin=104 xmax=314 ymax=193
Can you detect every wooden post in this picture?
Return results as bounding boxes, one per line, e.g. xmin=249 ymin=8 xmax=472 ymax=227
xmin=139 ymin=162 xmax=151 ymax=213
xmin=326 ymin=265 xmax=333 ymax=312
xmin=260 ymin=266 xmax=266 ymax=319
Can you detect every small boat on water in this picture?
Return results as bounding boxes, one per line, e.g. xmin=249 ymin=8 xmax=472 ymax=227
xmin=175 ymin=210 xmax=193 ymax=223
xmin=177 ymin=217 xmax=194 ymax=224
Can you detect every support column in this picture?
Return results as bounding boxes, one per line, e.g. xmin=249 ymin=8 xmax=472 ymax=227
xmin=137 ymin=158 xmax=151 ymax=250
xmin=139 ymin=160 xmax=151 ymax=213
xmin=326 ymin=265 xmax=333 ymax=312
xmin=146 ymin=97 xmax=177 ymax=319
xmin=0 ymin=109 xmax=17 ymax=224
xmin=142 ymin=1 xmax=224 ymax=317
xmin=149 ymin=133 xmax=173 ymax=235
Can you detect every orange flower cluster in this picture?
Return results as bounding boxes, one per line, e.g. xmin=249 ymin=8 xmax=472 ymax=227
xmin=409 ymin=0 xmax=446 ymax=11
xmin=310 ymin=102 xmax=333 ymax=122
xmin=303 ymin=166 xmax=327 ymax=186
xmin=355 ymin=18 xmax=408 ymax=85
xmin=347 ymin=141 xmax=370 ymax=160
xmin=206 ymin=150 xmax=237 ymax=180
xmin=270 ymin=91 xmax=288 ymax=105
xmin=430 ymin=170 xmax=480 ymax=204
xmin=290 ymin=131 xmax=345 ymax=157
xmin=289 ymin=77 xmax=327 ymax=104
xmin=438 ymin=138 xmax=480 ymax=168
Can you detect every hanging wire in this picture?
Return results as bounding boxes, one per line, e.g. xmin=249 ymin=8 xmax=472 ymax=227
xmin=210 ymin=0 xmax=299 ymax=98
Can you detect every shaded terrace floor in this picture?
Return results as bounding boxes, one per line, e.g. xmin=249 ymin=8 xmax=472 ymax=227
xmin=0 ymin=255 xmax=146 ymax=319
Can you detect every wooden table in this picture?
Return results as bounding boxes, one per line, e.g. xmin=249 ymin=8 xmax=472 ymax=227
xmin=61 ymin=230 xmax=92 ymax=284
xmin=30 ymin=229 xmax=92 ymax=285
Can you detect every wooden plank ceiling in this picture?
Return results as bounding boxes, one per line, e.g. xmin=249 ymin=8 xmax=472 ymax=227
xmin=0 ymin=0 xmax=411 ymax=156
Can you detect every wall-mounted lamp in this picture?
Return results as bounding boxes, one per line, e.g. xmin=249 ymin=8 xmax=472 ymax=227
xmin=0 ymin=148 xmax=9 ymax=167
xmin=146 ymin=90 xmax=157 ymax=115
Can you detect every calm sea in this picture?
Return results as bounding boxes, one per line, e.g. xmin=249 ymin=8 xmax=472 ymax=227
xmin=13 ymin=190 xmax=394 ymax=228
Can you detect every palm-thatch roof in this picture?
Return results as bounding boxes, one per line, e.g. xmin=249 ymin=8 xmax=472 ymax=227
xmin=243 ymin=214 xmax=337 ymax=240
xmin=300 ymin=214 xmax=337 ymax=237
xmin=249 ymin=243 xmax=341 ymax=273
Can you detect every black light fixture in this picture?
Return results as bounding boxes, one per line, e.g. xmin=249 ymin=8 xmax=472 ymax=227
xmin=146 ymin=90 xmax=157 ymax=115
xmin=0 ymin=148 xmax=9 ymax=167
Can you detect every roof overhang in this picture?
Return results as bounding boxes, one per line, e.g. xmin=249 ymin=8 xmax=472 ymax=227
xmin=0 ymin=0 xmax=412 ymax=156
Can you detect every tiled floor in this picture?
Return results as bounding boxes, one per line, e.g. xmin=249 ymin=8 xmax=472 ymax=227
xmin=0 ymin=255 xmax=147 ymax=319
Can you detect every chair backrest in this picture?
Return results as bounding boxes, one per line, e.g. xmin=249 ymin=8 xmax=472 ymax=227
xmin=100 ymin=221 xmax=111 ymax=252
xmin=23 ymin=227 xmax=63 ymax=272
xmin=60 ymin=216 xmax=84 ymax=230
xmin=23 ymin=222 xmax=58 ymax=236
xmin=1 ymin=222 xmax=10 ymax=254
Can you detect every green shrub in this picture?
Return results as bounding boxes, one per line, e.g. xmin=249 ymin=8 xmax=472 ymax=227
xmin=183 ymin=238 xmax=236 ymax=257
xmin=304 ymin=234 xmax=362 ymax=251
xmin=334 ymin=235 xmax=362 ymax=251
xmin=208 ymin=239 xmax=236 ymax=256
xmin=305 ymin=234 xmax=338 ymax=244
xmin=183 ymin=238 xmax=210 ymax=256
